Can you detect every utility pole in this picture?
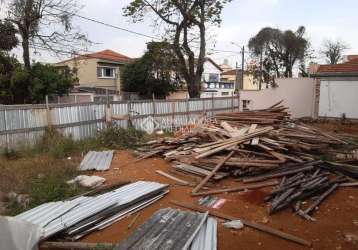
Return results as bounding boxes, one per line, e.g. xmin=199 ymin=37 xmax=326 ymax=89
xmin=259 ymin=50 xmax=263 ymax=90
xmin=241 ymin=46 xmax=245 ymax=90
xmin=235 ymin=61 xmax=239 ymax=92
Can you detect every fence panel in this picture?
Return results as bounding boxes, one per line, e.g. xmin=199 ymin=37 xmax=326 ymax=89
xmin=0 ymin=96 xmax=239 ymax=149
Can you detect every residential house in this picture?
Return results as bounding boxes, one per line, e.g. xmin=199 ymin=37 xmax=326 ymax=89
xmin=56 ymin=49 xmax=132 ymax=97
xmin=220 ymin=69 xmax=267 ymax=90
xmin=312 ymin=56 xmax=358 ymax=119
xmin=200 ymin=58 xmax=235 ymax=98
xmin=167 ymin=58 xmax=235 ymax=99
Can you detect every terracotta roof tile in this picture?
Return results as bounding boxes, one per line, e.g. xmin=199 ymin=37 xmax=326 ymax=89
xmin=59 ymin=49 xmax=132 ymax=64
xmin=317 ymin=60 xmax=358 ymax=74
xmin=86 ymin=49 xmax=132 ymax=62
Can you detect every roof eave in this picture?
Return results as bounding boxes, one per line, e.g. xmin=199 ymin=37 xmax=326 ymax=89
xmin=311 ymin=72 xmax=358 ymax=77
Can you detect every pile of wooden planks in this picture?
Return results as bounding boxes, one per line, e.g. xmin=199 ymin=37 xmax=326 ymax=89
xmin=138 ymin=103 xmax=358 ymax=219
xmin=215 ymin=100 xmax=290 ymax=125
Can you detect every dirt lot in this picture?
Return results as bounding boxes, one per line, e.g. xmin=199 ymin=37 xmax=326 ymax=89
xmin=80 ymin=150 xmax=358 ymax=250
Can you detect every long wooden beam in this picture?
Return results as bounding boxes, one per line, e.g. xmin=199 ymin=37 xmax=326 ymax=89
xmin=191 ymin=180 xmax=279 ymax=196
xmin=170 ymin=200 xmax=311 ymax=247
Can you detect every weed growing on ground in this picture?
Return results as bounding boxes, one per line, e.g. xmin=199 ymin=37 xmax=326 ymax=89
xmin=97 ymin=126 xmax=146 ymax=149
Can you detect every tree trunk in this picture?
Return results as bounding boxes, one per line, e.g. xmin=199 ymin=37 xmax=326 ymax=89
xmin=187 ymin=77 xmax=200 ymax=98
xmin=22 ymin=37 xmax=31 ymax=70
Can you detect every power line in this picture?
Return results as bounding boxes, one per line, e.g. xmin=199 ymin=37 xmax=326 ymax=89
xmin=49 ymin=7 xmax=242 ymax=54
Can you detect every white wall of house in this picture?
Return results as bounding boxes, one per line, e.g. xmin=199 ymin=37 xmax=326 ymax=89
xmin=319 ymin=80 xmax=358 ymax=118
xmin=239 ymin=78 xmax=316 ymax=118
xmin=202 ymin=60 xmax=222 ymax=82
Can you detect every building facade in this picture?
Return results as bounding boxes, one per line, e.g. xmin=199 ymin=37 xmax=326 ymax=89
xmin=56 ymin=50 xmax=132 ymax=94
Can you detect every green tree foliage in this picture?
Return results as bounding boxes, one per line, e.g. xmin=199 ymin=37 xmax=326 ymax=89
xmin=0 ymin=20 xmax=19 ymax=51
xmin=0 ymin=62 xmax=77 ymax=104
xmin=124 ymin=0 xmax=231 ymax=98
xmin=248 ymin=26 xmax=309 ymax=81
xmin=29 ymin=63 xmax=77 ymax=103
xmin=122 ymin=41 xmax=180 ymax=99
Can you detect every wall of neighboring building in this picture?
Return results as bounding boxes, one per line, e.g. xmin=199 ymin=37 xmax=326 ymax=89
xmin=202 ymin=61 xmax=222 ymax=82
xmin=221 ymin=72 xmax=267 ymax=90
xmin=318 ymin=79 xmax=358 ymax=118
xmin=59 ymin=58 xmax=122 ymax=92
xmin=239 ymin=78 xmax=316 ymax=118
xmin=167 ymin=90 xmax=189 ymax=100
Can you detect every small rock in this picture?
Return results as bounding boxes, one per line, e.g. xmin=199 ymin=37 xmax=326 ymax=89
xmin=353 ymin=220 xmax=358 ymax=226
xmin=261 ymin=216 xmax=269 ymax=224
xmin=37 ymin=173 xmax=45 ymax=179
xmin=349 ymin=196 xmax=354 ymax=200
xmin=336 ymin=246 xmax=342 ymax=250
xmin=344 ymin=233 xmax=358 ymax=244
xmin=223 ymin=220 xmax=244 ymax=230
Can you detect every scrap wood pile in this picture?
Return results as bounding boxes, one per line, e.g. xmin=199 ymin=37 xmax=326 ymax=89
xmin=138 ymin=102 xmax=358 ymax=220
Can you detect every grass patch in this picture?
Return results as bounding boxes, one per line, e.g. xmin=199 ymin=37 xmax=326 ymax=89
xmin=0 ymin=126 xmax=150 ymax=215
xmin=0 ymin=155 xmax=87 ymax=215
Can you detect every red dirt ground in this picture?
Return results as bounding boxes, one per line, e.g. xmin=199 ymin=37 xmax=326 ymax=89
xmin=79 ymin=150 xmax=358 ymax=250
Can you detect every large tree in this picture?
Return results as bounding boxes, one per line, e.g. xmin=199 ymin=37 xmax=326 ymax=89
xmin=124 ymin=0 xmax=231 ymax=98
xmin=320 ymin=39 xmax=349 ymax=64
xmin=122 ymin=41 xmax=180 ymax=99
xmin=5 ymin=0 xmax=90 ymax=70
xmin=248 ymin=26 xmax=309 ymax=79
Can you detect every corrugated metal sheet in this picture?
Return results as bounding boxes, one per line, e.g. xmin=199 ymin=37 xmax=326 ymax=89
xmin=79 ymin=150 xmax=114 ymax=171
xmin=190 ymin=217 xmax=217 ymax=250
xmin=16 ymin=181 xmax=168 ymax=239
xmin=0 ymin=97 xmax=239 ymax=149
xmin=115 ymin=208 xmax=208 ymax=250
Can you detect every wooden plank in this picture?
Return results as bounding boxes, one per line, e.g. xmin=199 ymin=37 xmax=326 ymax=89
xmin=156 ymin=170 xmax=190 ymax=185
xmin=170 ymin=200 xmax=311 ymax=246
xmin=192 ymin=180 xmax=279 ymax=196
xmin=192 ymin=151 xmax=234 ymax=194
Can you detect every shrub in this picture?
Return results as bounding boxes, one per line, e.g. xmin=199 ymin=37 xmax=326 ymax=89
xmin=97 ymin=126 xmax=145 ymax=149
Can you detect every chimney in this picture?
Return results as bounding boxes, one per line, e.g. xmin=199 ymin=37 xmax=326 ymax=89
xmin=308 ymin=62 xmax=319 ymax=75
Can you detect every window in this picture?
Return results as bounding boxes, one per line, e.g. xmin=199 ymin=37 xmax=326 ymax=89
xmin=221 ymin=92 xmax=229 ymax=96
xmin=97 ymin=67 xmax=116 ymax=78
xmin=243 ymin=100 xmax=251 ymax=110
xmin=208 ymin=73 xmax=219 ymax=82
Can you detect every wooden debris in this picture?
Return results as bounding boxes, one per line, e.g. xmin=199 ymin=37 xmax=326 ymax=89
xmin=128 ymin=212 xmax=141 ymax=229
xmin=156 ymin=170 xmax=191 ymax=186
xmin=192 ymin=151 xmax=234 ymax=194
xmin=170 ymin=200 xmax=312 ymax=246
xmin=136 ymin=103 xmax=357 ymax=219
xmin=192 ymin=180 xmax=279 ymax=196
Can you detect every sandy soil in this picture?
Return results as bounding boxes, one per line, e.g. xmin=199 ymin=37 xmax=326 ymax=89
xmin=80 ymin=150 xmax=358 ymax=250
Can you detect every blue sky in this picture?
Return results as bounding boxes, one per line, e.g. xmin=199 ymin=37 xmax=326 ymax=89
xmin=6 ymin=0 xmax=358 ymax=66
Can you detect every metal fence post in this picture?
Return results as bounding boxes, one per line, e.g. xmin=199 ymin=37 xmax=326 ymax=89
xmin=211 ymin=93 xmax=214 ymax=117
xmin=3 ymin=107 xmax=9 ymax=150
xmin=127 ymin=99 xmax=132 ymax=128
xmin=45 ymin=95 xmax=52 ymax=127
xmin=186 ymin=96 xmax=189 ymax=124
xmin=152 ymin=93 xmax=156 ymax=117
xmin=171 ymin=101 xmax=175 ymax=131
